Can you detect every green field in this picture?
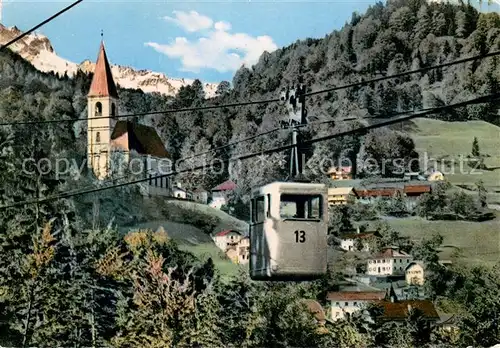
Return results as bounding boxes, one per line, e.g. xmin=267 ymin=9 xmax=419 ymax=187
xmin=407 ymin=118 xmax=500 ymax=190
xmin=178 ymin=243 xmax=245 ymax=279
xmin=384 ymin=216 xmax=500 ymax=267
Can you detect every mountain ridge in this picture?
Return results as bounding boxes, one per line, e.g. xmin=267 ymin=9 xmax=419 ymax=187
xmin=0 ymin=23 xmax=219 ymax=97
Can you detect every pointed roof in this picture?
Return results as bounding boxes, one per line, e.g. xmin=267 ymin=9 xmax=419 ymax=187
xmin=88 ymin=41 xmax=119 ymax=98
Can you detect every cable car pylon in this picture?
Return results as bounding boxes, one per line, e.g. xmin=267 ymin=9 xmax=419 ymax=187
xmin=280 ymin=83 xmax=309 ymax=182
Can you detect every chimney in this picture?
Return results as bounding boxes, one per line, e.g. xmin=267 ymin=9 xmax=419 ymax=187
xmin=390 ymin=295 xmax=395 ymax=303
xmin=356 ymin=226 xmax=360 ymax=234
xmin=177 ymin=182 xmax=181 ymax=188
xmin=407 ymin=304 xmax=412 ymax=313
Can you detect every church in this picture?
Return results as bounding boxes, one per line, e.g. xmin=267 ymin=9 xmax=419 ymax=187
xmin=86 ymin=39 xmax=173 ymax=197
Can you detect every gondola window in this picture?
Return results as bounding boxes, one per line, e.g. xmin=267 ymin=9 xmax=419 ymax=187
xmin=280 ymin=194 xmax=322 ymax=219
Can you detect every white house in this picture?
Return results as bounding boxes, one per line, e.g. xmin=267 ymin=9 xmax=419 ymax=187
xmin=339 ymin=230 xmax=380 ymax=252
xmin=212 ymin=229 xmax=242 ymax=251
xmin=172 ymin=183 xmax=192 ymax=200
xmin=366 ymin=247 xmax=413 ymax=276
xmin=326 ymin=291 xmax=386 ymax=321
xmin=210 ymin=180 xmax=237 ymax=209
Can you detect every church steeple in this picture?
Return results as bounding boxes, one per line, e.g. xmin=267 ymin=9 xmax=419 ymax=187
xmin=88 ymin=40 xmax=119 ymax=99
xmin=87 ymin=37 xmax=119 ymax=180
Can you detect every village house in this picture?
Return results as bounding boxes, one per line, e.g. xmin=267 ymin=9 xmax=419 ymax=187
xmin=192 ymin=187 xmax=209 ymax=204
xmin=210 ymin=180 xmax=237 ymax=209
xmin=366 ymin=247 xmax=413 ymax=276
xmin=172 ymin=183 xmax=192 ymax=200
xmin=86 ymin=39 xmax=174 ymax=196
xmin=212 ymin=229 xmax=242 ymax=252
xmin=356 ymin=187 xmax=400 ymax=203
xmin=375 ymin=299 xmax=440 ymax=324
xmin=404 ymin=184 xmax=432 ymax=208
xmin=326 ymin=291 xmax=386 ymax=321
xmin=225 ymin=236 xmax=249 ymax=264
xmin=373 ymin=291 xmax=440 ymax=326
xmin=339 ymin=230 xmax=381 ymax=252
xmin=368 ymin=279 xmax=425 ymax=300
xmin=327 ymin=166 xmax=353 ymax=180
xmin=237 ymin=236 xmax=250 ymax=264
xmin=405 ymin=261 xmax=425 ymax=286
xmin=327 ymin=187 xmax=358 ymax=206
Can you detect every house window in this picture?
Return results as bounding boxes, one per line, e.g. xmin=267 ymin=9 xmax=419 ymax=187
xmin=95 ymin=102 xmax=102 ymax=116
xmin=353 ymin=302 xmax=357 ymax=306
xmin=344 ymin=302 xmax=348 ymax=306
xmin=95 ymin=132 xmax=101 ymax=143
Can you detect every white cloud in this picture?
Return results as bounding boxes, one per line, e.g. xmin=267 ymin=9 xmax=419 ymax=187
xmin=163 ymin=10 xmax=213 ymax=33
xmin=214 ymin=21 xmax=231 ymax=31
xmin=147 ymin=13 xmax=277 ymax=73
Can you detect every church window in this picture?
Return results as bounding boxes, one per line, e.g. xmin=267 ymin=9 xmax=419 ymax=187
xmin=111 ymin=103 xmax=116 ymax=118
xmin=95 ymin=102 xmax=103 ymax=116
xmin=96 ymin=132 xmax=101 ymax=143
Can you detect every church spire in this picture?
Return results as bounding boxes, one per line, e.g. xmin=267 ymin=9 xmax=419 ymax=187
xmin=88 ymin=39 xmax=118 ymax=99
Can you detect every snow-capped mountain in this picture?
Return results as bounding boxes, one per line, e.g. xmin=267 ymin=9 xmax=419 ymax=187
xmin=0 ymin=24 xmax=218 ymax=97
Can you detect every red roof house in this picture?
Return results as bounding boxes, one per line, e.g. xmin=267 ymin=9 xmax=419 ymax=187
xmin=356 ymin=188 xmax=401 ymax=198
xmin=214 ymin=229 xmax=240 ymax=237
xmin=404 ymin=184 xmax=431 ymax=196
xmin=212 ymin=180 xmax=237 ymax=192
xmin=374 ymin=300 xmax=440 ymax=322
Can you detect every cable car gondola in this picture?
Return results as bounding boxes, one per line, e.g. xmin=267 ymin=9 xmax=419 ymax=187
xmin=249 ymin=181 xmax=328 ymax=281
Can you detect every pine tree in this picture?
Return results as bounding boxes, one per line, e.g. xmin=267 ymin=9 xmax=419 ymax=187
xmin=471 ymin=137 xmax=480 ymax=157
xmin=414 ymin=5 xmax=431 ymax=42
xmin=455 ymin=10 xmax=467 ymax=38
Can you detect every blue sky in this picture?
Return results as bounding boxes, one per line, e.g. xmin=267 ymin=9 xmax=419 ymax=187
xmin=2 ymin=0 xmax=499 ymax=83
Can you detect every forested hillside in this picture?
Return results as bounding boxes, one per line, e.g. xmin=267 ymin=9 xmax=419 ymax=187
xmin=152 ymin=0 xmax=500 ymax=195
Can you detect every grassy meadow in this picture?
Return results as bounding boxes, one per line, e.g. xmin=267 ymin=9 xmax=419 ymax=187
xmin=384 ymin=216 xmax=499 ymax=267
xmin=407 ymin=118 xmax=500 ymax=190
